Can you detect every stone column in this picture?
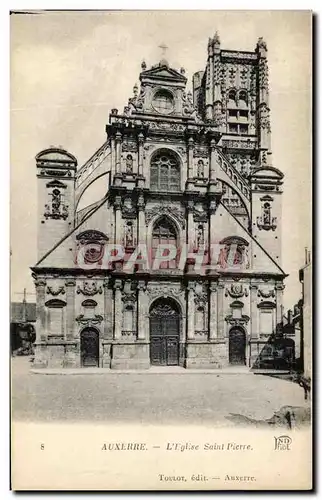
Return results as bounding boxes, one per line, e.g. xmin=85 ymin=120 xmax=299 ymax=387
xmin=275 ymin=283 xmax=285 ymax=326
xmin=217 ymin=282 xmax=225 ymax=338
xmin=103 ymin=278 xmax=113 ymax=339
xmin=209 ymin=282 xmax=218 ymax=339
xmin=137 ymin=281 xmax=147 ymax=340
xmin=187 ymin=282 xmax=195 ymax=340
xmin=114 ymin=195 xmax=122 ymax=245
xmin=187 ymin=137 xmax=194 ymax=180
xmin=137 ymin=193 xmax=146 ymax=246
xmin=113 ymin=279 xmax=123 ymax=340
xmin=208 ymin=199 xmax=217 ymax=248
xmin=250 ymin=284 xmax=259 ymax=339
xmin=115 ymin=131 xmax=122 ymax=174
xmin=138 ymin=133 xmax=144 ymax=177
xmin=209 ymin=139 xmax=218 ymax=182
xmin=65 ymin=279 xmax=76 ymax=340
xmin=110 ymin=135 xmax=116 ymax=177
xmin=187 ymin=200 xmax=194 ymax=251
xmin=35 ymin=278 xmax=46 ymax=341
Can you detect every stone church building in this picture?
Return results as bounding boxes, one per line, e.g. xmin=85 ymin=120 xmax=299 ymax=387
xmin=31 ymin=34 xmax=287 ymax=370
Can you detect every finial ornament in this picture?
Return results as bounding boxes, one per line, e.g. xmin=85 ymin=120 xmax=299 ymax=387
xmin=158 ymin=42 xmax=169 ymax=66
xmin=141 ymin=60 xmax=147 ymax=70
xmin=180 ymin=67 xmax=185 ymax=75
xmin=133 ymin=83 xmax=138 ymax=97
xmin=257 ymin=37 xmax=267 ymax=51
xmin=213 ymin=31 xmax=220 ymax=44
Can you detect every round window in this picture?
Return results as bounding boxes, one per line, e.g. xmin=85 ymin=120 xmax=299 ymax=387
xmin=152 ymin=90 xmax=174 ymax=114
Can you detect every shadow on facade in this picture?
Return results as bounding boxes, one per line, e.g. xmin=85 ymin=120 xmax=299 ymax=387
xmin=250 ymin=324 xmax=297 ymax=372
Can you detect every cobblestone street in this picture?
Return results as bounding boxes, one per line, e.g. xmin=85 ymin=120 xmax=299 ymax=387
xmin=12 ymin=358 xmax=309 ymax=426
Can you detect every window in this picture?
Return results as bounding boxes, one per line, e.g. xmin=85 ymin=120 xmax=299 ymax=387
xmin=227 ymin=88 xmax=249 ymax=135
xmin=239 ymin=124 xmax=249 ymax=135
xmin=152 ymin=90 xmax=174 ymax=114
xmin=45 ymin=299 xmax=66 ymax=337
xmin=123 ymin=305 xmax=134 ymax=333
xmin=150 ymin=151 xmax=180 ymax=192
xmin=229 ymin=124 xmax=238 ymax=134
xmin=260 ymin=310 xmax=274 ymax=336
xmin=152 ymin=217 xmax=177 ymax=269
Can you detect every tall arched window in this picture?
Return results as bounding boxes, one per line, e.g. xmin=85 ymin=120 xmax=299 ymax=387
xmin=151 ymin=217 xmax=178 ymax=269
xmin=150 ymin=151 xmax=181 ymax=192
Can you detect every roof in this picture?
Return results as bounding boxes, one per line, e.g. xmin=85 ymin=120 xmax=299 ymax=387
xmin=10 ymin=302 xmax=36 ymax=323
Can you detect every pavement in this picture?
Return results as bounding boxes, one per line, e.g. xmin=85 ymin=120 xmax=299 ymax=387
xmin=11 ymin=357 xmax=310 ymax=426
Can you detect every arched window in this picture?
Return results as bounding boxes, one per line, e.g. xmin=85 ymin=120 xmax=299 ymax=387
xmin=150 ymin=151 xmax=181 ymax=192
xmin=151 ymin=217 xmax=178 ymax=269
xmin=228 ymin=89 xmax=237 ymax=108
xmin=238 ymin=90 xmax=248 ymax=108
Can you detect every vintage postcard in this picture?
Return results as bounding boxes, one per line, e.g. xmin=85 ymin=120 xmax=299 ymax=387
xmin=10 ymin=10 xmax=312 ymax=491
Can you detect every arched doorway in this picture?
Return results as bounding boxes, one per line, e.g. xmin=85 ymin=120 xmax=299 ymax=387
xmin=229 ymin=326 xmax=246 ymax=365
xmin=150 ymin=298 xmax=180 ymax=366
xmin=80 ymin=327 xmax=99 ymax=367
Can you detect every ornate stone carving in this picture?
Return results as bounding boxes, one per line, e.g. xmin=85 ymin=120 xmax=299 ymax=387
xmin=193 ymin=147 xmax=209 ymax=158
xmin=221 ymin=51 xmax=257 ymax=61
xmin=148 ymin=284 xmax=184 ymax=301
xmin=225 ymin=283 xmax=249 ymax=298
xmin=122 ymin=142 xmax=137 ymax=153
xmin=257 ymin=288 xmax=275 ymax=299
xmin=121 ymin=197 xmax=136 ymax=219
xmin=75 ymin=314 xmax=103 ymax=326
xmin=122 ymin=291 xmax=137 ymax=303
xmin=76 ymin=281 xmax=103 ymax=296
xmin=145 ymin=205 xmax=185 ymax=228
xmin=46 ymin=286 xmax=65 ymax=296
xmin=225 ymin=314 xmax=250 ymax=326
xmin=44 ymin=188 xmax=69 ymax=220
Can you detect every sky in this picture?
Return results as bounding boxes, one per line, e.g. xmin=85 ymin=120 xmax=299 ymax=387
xmin=10 ymin=10 xmax=312 ymax=308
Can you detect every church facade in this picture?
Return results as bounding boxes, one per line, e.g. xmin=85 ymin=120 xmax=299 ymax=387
xmin=31 ymin=34 xmax=287 ymax=370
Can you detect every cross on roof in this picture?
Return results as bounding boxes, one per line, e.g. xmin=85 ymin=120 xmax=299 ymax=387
xmin=158 ymin=42 xmax=168 ymax=58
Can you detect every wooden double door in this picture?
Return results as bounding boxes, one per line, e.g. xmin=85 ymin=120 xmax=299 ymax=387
xmin=229 ymin=327 xmax=246 ymax=365
xmin=80 ymin=328 xmax=99 ymax=367
xmin=150 ymin=300 xmax=180 ymax=366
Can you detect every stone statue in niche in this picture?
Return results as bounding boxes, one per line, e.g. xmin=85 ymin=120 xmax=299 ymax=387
xmin=197 ymin=160 xmax=204 ymax=178
xmin=126 ymin=154 xmax=133 ymax=173
xmin=125 ymin=221 xmax=134 ymax=247
xmin=196 ymin=224 xmax=205 ymax=246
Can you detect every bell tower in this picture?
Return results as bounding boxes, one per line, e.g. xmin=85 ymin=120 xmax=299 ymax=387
xmin=36 ymin=147 xmax=77 ymax=261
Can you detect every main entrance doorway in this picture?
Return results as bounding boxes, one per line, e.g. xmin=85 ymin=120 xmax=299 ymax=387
xmin=149 ymin=299 xmax=180 ymax=366
xmin=229 ymin=326 xmax=246 ymax=365
xmin=80 ymin=327 xmax=99 ymax=367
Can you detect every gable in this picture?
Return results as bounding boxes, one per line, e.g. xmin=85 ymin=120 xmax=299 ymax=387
xmin=140 ymin=64 xmax=187 ymax=84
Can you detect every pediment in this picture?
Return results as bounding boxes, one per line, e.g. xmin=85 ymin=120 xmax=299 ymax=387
xmin=140 ymin=64 xmax=187 ymax=83
xmin=251 ymin=167 xmax=284 ymax=180
xmin=36 ymin=148 xmax=77 ymax=164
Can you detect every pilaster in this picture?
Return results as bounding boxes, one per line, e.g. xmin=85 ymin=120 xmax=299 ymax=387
xmin=209 ymin=282 xmax=218 ymax=339
xmin=216 ymin=282 xmax=225 ymax=338
xmin=103 ymin=278 xmax=113 ymax=339
xmin=187 ymin=281 xmax=195 ymax=340
xmin=113 ymin=279 xmax=123 ymax=340
xmin=250 ymin=284 xmax=259 ymax=339
xmin=65 ymin=279 xmax=76 ymax=340
xmin=137 ymin=281 xmax=148 ymax=340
